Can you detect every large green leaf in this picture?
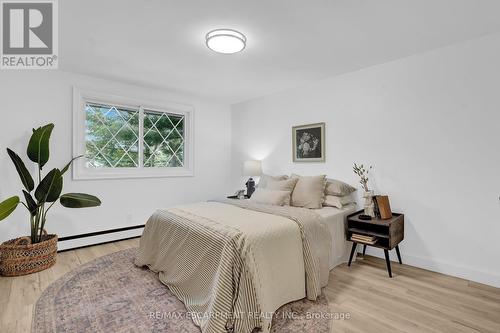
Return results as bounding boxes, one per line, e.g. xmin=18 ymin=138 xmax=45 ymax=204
xmin=60 ymin=193 xmax=101 ymax=208
xmin=34 ymin=168 xmax=63 ymax=203
xmin=61 ymin=155 xmax=82 ymax=176
xmin=7 ymin=148 xmax=34 ymax=192
xmin=0 ymin=196 xmax=19 ymax=221
xmin=27 ymin=123 xmax=54 ymax=168
xmin=22 ymin=190 xmax=38 ymax=216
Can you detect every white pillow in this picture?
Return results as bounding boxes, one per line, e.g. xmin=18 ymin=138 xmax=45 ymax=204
xmin=258 ymin=174 xmax=288 ymax=188
xmin=249 ymin=189 xmax=291 ymax=206
xmin=323 ymin=195 xmax=355 ymax=209
xmin=290 ymin=174 xmax=326 ymax=209
xmin=266 ymin=178 xmax=298 ymax=192
xmin=325 ymin=179 xmax=356 ymax=196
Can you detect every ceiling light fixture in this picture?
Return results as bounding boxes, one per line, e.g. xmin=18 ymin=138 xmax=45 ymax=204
xmin=206 ymin=29 xmax=246 ymax=54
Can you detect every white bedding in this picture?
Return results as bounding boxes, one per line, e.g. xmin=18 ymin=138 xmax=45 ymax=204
xmin=136 ymin=201 xmax=355 ymax=333
xmin=315 ymin=204 xmax=357 ymax=269
xmin=173 ymin=202 xmax=306 ymax=315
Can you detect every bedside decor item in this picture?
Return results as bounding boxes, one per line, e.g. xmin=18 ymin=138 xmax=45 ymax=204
xmin=375 ymin=195 xmax=393 ymax=219
xmin=351 ymin=233 xmax=377 ymax=245
xmin=353 ymin=163 xmax=375 ymax=217
xmin=352 ymin=163 xmax=372 ymax=192
xmin=363 ymin=190 xmax=375 ymax=217
xmin=227 ymin=190 xmax=247 ymax=200
xmin=292 ymin=123 xmax=325 ymax=162
xmin=236 ymin=189 xmax=245 ymax=199
xmin=346 ymin=210 xmax=404 ymax=278
xmin=243 ymin=160 xmax=262 ymax=197
xmin=0 ymin=123 xmax=101 ymax=276
xmin=227 ymin=195 xmax=249 ymax=200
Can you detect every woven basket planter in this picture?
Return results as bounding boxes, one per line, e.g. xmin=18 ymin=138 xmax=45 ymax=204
xmin=0 ymin=231 xmax=58 ymax=276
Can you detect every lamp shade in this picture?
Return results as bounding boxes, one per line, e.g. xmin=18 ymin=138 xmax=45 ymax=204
xmin=243 ymin=160 xmax=262 ymax=177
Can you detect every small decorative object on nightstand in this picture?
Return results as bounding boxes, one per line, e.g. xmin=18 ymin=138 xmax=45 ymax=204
xmin=346 ymin=209 xmax=404 ymax=278
xmin=227 ymin=190 xmax=249 ymax=199
xmin=243 ymin=160 xmax=262 ymax=198
xmin=227 ymin=195 xmax=249 ymax=199
xmin=353 ymin=163 xmax=375 ymax=217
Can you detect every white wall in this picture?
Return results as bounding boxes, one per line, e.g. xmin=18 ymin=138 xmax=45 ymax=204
xmin=231 ymin=33 xmax=500 ymax=287
xmin=0 ymin=71 xmax=231 ymax=249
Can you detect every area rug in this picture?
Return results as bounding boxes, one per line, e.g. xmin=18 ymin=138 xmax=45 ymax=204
xmin=33 ymin=248 xmax=332 ymax=333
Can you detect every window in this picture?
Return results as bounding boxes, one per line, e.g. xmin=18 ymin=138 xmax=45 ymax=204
xmin=142 ymin=110 xmax=185 ymax=168
xmin=73 ymin=88 xmax=194 ymax=179
xmin=85 ymin=103 xmax=140 ymax=168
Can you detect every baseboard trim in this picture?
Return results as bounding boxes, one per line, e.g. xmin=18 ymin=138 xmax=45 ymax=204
xmin=58 ymin=224 xmax=145 ymax=241
xmin=364 ymin=247 xmax=500 ymax=288
xmin=57 ymin=225 xmax=145 ymax=252
xmin=58 ymin=236 xmax=141 ymax=253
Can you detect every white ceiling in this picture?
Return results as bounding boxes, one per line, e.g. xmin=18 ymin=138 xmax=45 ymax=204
xmin=61 ymin=0 xmax=500 ymax=104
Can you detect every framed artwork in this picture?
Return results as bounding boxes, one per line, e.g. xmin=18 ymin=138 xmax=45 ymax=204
xmin=292 ymin=122 xmax=325 ymax=162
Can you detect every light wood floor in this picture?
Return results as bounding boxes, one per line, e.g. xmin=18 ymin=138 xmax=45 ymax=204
xmin=1 ymin=239 xmax=499 ymax=333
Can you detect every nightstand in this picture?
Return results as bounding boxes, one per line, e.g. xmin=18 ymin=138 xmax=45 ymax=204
xmin=346 ymin=210 xmax=404 ymax=277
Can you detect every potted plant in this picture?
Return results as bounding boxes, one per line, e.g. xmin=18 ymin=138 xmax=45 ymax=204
xmin=353 ymin=163 xmax=375 ymax=217
xmin=0 ymin=123 xmax=101 ymax=276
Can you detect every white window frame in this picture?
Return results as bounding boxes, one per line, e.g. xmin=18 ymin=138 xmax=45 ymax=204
xmin=72 ymin=87 xmax=194 ymax=180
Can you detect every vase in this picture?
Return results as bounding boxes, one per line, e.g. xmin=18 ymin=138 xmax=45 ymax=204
xmin=363 ymin=190 xmax=375 ymax=217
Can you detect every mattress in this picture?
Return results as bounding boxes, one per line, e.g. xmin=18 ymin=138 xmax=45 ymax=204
xmin=315 ymin=204 xmax=357 ymax=269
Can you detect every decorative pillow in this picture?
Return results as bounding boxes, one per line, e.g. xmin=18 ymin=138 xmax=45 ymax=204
xmin=290 ymin=174 xmax=326 ymax=209
xmin=258 ymin=174 xmax=288 ymax=188
xmin=266 ymin=178 xmax=299 ymax=192
xmin=323 ymin=195 xmax=355 ymax=209
xmin=249 ymin=189 xmax=291 ymax=206
xmin=325 ymin=179 xmax=356 ymax=196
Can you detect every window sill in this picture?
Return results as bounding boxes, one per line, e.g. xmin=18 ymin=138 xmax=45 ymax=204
xmin=72 ymin=167 xmax=194 ymax=180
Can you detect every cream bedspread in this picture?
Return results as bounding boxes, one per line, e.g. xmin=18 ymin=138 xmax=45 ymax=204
xmin=135 ymin=201 xmax=331 ymax=333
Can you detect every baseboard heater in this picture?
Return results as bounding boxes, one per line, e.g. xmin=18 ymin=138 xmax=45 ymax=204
xmin=57 ymin=224 xmax=145 ymax=252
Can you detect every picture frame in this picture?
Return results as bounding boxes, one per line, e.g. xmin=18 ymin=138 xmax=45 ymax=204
xmin=292 ymin=122 xmax=325 ymax=162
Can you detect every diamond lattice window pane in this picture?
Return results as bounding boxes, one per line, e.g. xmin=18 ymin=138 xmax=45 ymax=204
xmin=143 ymin=111 xmax=184 ymax=167
xmin=85 ymin=103 xmax=139 ymax=168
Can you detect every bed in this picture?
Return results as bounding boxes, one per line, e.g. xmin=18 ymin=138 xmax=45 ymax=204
xmin=135 ymin=199 xmax=356 ymax=333
xmin=316 ymin=204 xmax=358 ymax=269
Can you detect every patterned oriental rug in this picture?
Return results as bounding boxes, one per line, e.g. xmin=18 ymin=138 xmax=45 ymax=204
xmin=33 ymin=248 xmax=332 ymax=333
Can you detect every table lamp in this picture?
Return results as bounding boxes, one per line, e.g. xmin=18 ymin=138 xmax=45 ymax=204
xmin=243 ymin=160 xmax=262 ymax=198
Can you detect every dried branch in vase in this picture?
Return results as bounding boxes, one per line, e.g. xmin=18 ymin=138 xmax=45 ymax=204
xmin=353 ymin=163 xmax=373 ymax=192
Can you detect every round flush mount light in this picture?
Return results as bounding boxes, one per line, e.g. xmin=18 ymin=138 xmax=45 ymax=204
xmin=206 ymin=29 xmax=246 ymax=54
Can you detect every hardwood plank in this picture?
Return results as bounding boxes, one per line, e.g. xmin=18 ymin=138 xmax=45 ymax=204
xmin=0 ymin=274 xmax=12 ymax=303
xmin=329 ymin=273 xmax=496 ymax=333
xmin=114 ymin=237 xmax=140 ymax=250
xmin=331 ymin=257 xmax=500 ymax=332
xmin=1 ymin=241 xmax=499 ymax=333
xmin=360 ymin=257 xmax=500 ymax=304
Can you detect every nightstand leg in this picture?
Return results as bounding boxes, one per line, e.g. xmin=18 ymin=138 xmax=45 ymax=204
xmin=395 ymin=245 xmax=402 ymax=264
xmin=348 ymin=242 xmax=357 ymax=266
xmin=384 ymin=249 xmax=392 ymax=278
xmin=362 ymin=244 xmax=367 ymax=256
